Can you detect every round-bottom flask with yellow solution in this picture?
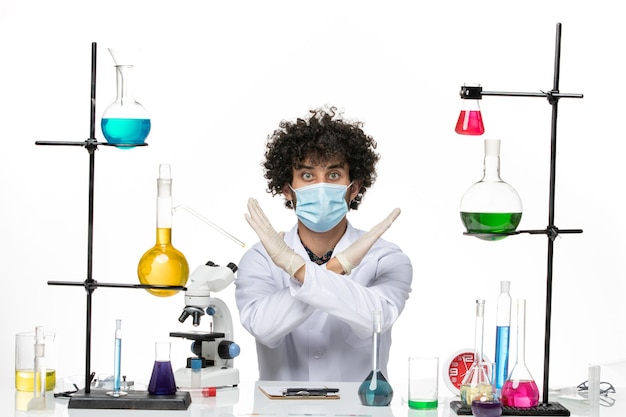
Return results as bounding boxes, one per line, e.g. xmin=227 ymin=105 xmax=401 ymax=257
xmin=138 ymin=164 xmax=189 ymax=297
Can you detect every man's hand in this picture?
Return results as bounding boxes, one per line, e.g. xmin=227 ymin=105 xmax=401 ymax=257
xmin=335 ymin=208 xmax=401 ymax=275
xmin=245 ymin=198 xmax=305 ymax=278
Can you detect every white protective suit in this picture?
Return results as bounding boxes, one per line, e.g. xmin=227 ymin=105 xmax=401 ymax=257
xmin=235 ymin=221 xmax=413 ymax=382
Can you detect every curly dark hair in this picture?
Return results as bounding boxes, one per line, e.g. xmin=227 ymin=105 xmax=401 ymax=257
xmin=263 ymin=106 xmax=379 ymax=210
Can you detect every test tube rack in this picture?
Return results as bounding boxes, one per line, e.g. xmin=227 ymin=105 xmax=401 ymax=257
xmin=35 ymin=42 xmax=191 ymax=410
xmin=451 ymin=22 xmax=582 ymax=416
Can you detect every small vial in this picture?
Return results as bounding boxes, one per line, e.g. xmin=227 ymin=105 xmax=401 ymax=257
xmin=191 ymin=358 xmax=201 ymax=388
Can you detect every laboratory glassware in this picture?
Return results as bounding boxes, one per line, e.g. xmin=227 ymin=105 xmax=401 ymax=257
xmin=501 ymin=299 xmax=540 ymax=407
xmin=358 ymin=310 xmax=393 ymax=406
xmin=408 ymin=356 xmax=439 ymax=410
xmin=27 ymin=326 xmax=47 ymax=410
xmin=138 ymin=164 xmax=189 ymax=297
xmin=455 ymin=84 xmax=485 ymax=135
xmin=494 ymin=281 xmax=511 ymax=397
xmin=148 ymin=341 xmax=177 ymax=395
xmin=460 ymin=139 xmax=522 ymax=241
xmin=107 ymin=319 xmax=126 ymax=397
xmin=460 ymin=299 xmax=495 ymax=406
xmin=101 ymin=48 xmax=151 ymax=147
xmin=15 ymin=328 xmax=56 ymax=392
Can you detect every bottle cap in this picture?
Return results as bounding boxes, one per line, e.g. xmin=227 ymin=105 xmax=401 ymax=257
xmin=202 ymin=387 xmax=217 ymax=397
xmin=191 ymin=358 xmax=202 ymax=370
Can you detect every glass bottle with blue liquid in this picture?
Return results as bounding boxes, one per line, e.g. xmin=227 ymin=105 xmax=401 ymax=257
xmin=101 ymin=48 xmax=151 ymax=147
xmin=358 ymin=310 xmax=393 ymax=406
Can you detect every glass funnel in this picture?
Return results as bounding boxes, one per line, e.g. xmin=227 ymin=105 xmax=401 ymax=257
xmin=101 ymin=48 xmax=151 ymax=147
xmin=460 ymin=299 xmax=495 ymax=406
xmin=137 ymin=164 xmax=189 ymax=297
xmin=358 ymin=310 xmax=393 ymax=406
xmin=501 ymin=299 xmax=539 ymax=408
xmin=460 ymin=139 xmax=522 ymax=241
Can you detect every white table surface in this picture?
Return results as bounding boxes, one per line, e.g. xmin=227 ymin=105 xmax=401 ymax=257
xmin=8 ymin=380 xmax=624 ymax=417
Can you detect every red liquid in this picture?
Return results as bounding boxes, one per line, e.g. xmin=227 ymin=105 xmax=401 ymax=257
xmin=501 ymin=380 xmax=539 ymax=407
xmin=455 ymin=110 xmax=485 ymax=135
xmin=148 ymin=361 xmax=177 ymax=395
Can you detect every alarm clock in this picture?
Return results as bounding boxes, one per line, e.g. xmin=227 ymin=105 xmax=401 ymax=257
xmin=443 ymin=349 xmax=491 ymax=395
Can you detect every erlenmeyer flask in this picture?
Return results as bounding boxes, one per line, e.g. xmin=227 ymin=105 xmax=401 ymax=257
xmin=148 ymin=342 xmax=177 ymax=395
xmin=101 ymin=48 xmax=151 ymax=147
xmin=460 ymin=300 xmax=495 ymax=406
xmin=358 ymin=310 xmax=393 ymax=406
xmin=138 ymin=164 xmax=189 ymax=297
xmin=460 ymin=139 xmax=522 ymax=241
xmin=501 ymin=299 xmax=539 ymax=408
xmin=455 ymin=84 xmax=485 ymax=135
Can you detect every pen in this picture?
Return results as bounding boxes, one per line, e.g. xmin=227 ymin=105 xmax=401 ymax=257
xmin=284 ymin=388 xmax=339 ymax=396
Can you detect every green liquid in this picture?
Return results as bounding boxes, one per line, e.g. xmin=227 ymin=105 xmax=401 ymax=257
xmin=460 ymin=212 xmax=522 ymax=241
xmin=409 ymin=399 xmax=438 ymax=409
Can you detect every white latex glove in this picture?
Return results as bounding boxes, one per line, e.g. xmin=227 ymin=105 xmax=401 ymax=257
xmin=335 ymin=208 xmax=401 ymax=275
xmin=245 ymin=198 xmax=305 ymax=277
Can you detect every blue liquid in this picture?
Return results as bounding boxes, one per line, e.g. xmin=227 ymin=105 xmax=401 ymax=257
xmin=495 ymin=326 xmax=510 ymax=391
xmin=148 ymin=361 xmax=177 ymax=395
xmin=358 ymin=370 xmax=394 ymax=406
xmin=113 ymin=338 xmax=121 ymax=392
xmin=101 ymin=118 xmax=151 ymax=146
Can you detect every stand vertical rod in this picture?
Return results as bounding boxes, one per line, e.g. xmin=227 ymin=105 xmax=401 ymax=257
xmin=543 ymin=22 xmax=562 ymax=404
xmin=84 ymin=41 xmax=98 ymax=394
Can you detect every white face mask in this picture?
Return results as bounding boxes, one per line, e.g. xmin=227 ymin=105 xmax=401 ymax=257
xmin=291 ymin=182 xmax=351 ymax=232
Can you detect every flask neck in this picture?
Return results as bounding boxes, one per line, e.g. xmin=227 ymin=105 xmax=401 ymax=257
xmin=482 ymin=154 xmax=502 ymax=182
xmin=371 ymin=331 xmax=380 ymax=371
xmin=473 ymin=300 xmax=485 ymax=363
xmin=516 ymin=300 xmax=527 ymax=363
xmin=156 ymin=178 xmax=173 ymax=229
xmin=156 ymin=228 xmax=173 ymax=245
xmin=115 ymin=65 xmax=137 ymax=105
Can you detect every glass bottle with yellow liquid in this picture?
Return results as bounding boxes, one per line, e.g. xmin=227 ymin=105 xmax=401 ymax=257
xmin=138 ymin=164 xmax=189 ymax=297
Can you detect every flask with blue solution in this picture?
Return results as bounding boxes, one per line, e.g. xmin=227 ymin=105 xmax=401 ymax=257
xmin=494 ymin=281 xmax=511 ymax=398
xmin=148 ymin=342 xmax=177 ymax=395
xmin=101 ymin=48 xmax=151 ymax=147
xmin=358 ymin=310 xmax=393 ymax=406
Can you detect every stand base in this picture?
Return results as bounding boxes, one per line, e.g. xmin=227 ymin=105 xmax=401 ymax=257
xmin=450 ymin=400 xmax=570 ymax=416
xmin=68 ymin=389 xmax=191 ymax=410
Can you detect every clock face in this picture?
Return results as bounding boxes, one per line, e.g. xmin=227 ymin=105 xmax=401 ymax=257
xmin=443 ymin=349 xmax=491 ymax=395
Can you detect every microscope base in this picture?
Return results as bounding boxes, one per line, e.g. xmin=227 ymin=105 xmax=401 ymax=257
xmin=174 ymin=366 xmax=239 ymax=389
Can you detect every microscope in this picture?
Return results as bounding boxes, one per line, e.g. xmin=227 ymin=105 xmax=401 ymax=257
xmin=170 ymin=261 xmax=241 ymax=388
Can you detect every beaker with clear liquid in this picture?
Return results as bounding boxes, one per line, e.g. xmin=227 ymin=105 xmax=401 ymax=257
xmin=137 ymin=164 xmax=189 ymax=297
xmin=501 ymin=299 xmax=539 ymax=407
xmin=101 ymin=48 xmax=151 ymax=147
xmin=460 ymin=139 xmax=522 ymax=241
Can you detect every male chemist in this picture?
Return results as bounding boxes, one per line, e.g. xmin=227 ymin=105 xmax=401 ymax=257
xmin=235 ymin=106 xmax=413 ymax=381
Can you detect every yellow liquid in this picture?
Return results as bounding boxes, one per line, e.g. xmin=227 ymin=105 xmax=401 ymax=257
xmin=460 ymin=383 xmax=494 ymax=406
xmin=15 ymin=369 xmax=56 ymax=392
xmin=138 ymin=228 xmax=189 ymax=297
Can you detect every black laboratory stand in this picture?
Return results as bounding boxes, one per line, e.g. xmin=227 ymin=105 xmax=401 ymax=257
xmin=451 ymin=23 xmax=583 ymax=416
xmin=36 ymin=42 xmax=190 ymax=410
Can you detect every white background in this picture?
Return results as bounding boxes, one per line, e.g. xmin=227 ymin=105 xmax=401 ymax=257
xmin=1 ymin=0 xmax=625 ymax=410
